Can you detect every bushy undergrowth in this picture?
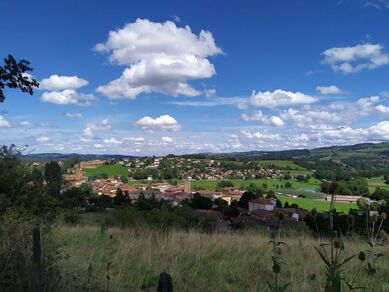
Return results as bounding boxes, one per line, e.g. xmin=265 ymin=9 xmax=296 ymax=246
xmin=0 ymin=210 xmax=63 ymax=291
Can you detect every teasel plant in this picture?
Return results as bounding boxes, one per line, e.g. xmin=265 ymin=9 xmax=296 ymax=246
xmin=312 ymin=182 xmax=364 ymax=291
xmin=267 ymin=213 xmax=290 ymax=292
xmin=363 ymin=211 xmax=386 ymax=289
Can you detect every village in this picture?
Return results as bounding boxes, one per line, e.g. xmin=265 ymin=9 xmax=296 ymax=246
xmin=56 ymin=156 xmax=321 ymax=230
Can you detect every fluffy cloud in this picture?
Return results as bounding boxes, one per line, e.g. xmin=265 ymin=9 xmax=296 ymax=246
xmin=0 ymin=115 xmax=10 ymax=128
xmin=375 ymin=104 xmax=389 ymax=114
xmin=39 ymin=75 xmax=88 ymax=90
xmin=36 ymin=136 xmax=50 ymax=143
xmin=63 ymin=112 xmax=83 ymax=119
xmin=323 ymin=43 xmax=389 ymax=73
xmin=316 ymin=85 xmax=343 ymax=95
xmin=96 ymin=19 xmax=222 ymax=99
xmin=249 ymin=89 xmax=318 ymax=108
xmin=82 ymin=119 xmax=111 ymax=140
xmin=41 ymin=90 xmax=95 ymax=106
xmin=242 ymin=130 xmax=282 ymax=142
xmin=241 ymin=111 xmax=285 ymax=127
xmin=135 ymin=115 xmax=181 ymax=131
xmin=19 ymin=121 xmax=33 ymax=128
xmin=104 ymin=138 xmax=122 ymax=144
xmin=161 ymin=136 xmax=173 ymax=143
xmin=123 ymin=137 xmax=145 ymax=145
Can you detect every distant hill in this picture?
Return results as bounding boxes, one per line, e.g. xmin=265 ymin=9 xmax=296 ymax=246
xmin=21 ymin=153 xmax=137 ymax=161
xmin=182 ymin=142 xmax=389 ymax=178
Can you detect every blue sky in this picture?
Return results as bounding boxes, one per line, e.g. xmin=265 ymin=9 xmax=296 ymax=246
xmin=0 ymin=0 xmax=388 ymax=155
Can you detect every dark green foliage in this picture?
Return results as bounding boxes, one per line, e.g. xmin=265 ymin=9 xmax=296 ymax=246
xmin=45 ymin=161 xmax=62 ymax=197
xmin=321 ymin=179 xmax=369 ymax=196
xmin=246 ymin=182 xmax=265 ymax=195
xmin=216 ymin=180 xmax=234 ymax=189
xmin=61 ymin=187 xmax=85 ymax=208
xmin=0 ymin=145 xmax=58 ymax=221
xmin=0 ymin=55 xmax=39 ymax=102
xmin=223 ymin=204 xmax=240 ymax=217
xmin=238 ymin=191 xmax=259 ymax=208
xmin=189 ymin=193 xmax=213 ymax=209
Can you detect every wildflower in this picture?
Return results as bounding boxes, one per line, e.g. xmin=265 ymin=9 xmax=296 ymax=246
xmin=333 ymin=239 xmax=341 ymax=249
xmin=371 ymin=213 xmax=379 ymax=223
xmin=358 ymin=251 xmax=366 ymax=262
xmin=380 ymin=212 xmax=387 ymax=221
xmin=311 ymin=208 xmax=318 ymax=217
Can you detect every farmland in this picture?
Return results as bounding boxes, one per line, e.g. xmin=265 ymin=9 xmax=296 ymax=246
xmin=190 ymin=178 xmax=321 ymax=191
xmin=368 ymin=176 xmax=389 ymax=193
xmin=84 ymin=164 xmax=129 ymax=177
xmin=277 ymin=195 xmax=358 ymax=213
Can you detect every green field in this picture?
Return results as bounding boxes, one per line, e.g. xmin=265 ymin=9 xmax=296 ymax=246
xmin=255 ymin=160 xmax=312 ymax=175
xmin=277 ymin=195 xmax=359 ymax=213
xmin=191 ymin=178 xmax=321 ymax=191
xmin=368 ymin=176 xmax=389 ymax=193
xmin=84 ymin=164 xmax=129 ymax=177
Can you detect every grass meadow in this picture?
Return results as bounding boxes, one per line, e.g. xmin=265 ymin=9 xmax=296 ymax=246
xmin=54 ymin=225 xmax=389 ymax=291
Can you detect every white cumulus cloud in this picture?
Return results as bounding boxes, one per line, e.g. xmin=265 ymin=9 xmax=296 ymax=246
xmin=36 ymin=136 xmax=50 ymax=143
xmin=249 ymin=89 xmax=318 ymax=108
xmin=39 ymin=75 xmax=88 ymax=90
xmin=41 ymin=89 xmax=95 ymax=106
xmin=323 ymin=43 xmax=389 ymax=74
xmin=104 ymin=138 xmax=122 ymax=144
xmin=95 ymin=18 xmax=222 ymax=99
xmin=161 ymin=136 xmax=173 ymax=143
xmin=135 ymin=114 xmax=181 ymax=131
xmin=316 ymin=85 xmax=343 ymax=95
xmin=0 ymin=116 xmax=10 ymax=128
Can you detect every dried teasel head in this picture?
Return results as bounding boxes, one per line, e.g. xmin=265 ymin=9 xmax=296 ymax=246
xmin=311 ymin=208 xmax=318 ymax=218
xmin=333 ymin=239 xmax=342 ymax=249
xmin=380 ymin=212 xmax=387 ymax=221
xmin=371 ymin=213 xmax=379 ymax=223
xmin=358 ymin=251 xmax=366 ymax=261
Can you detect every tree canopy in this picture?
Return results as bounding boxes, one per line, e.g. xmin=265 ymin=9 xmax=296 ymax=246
xmin=0 ymin=55 xmax=39 ymax=102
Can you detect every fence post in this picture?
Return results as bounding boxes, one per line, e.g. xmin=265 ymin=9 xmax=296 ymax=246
xmin=157 ymin=272 xmax=173 ymax=292
xmin=32 ymin=226 xmax=43 ymax=292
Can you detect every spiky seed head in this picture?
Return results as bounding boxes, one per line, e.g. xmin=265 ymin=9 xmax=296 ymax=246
xmin=380 ymin=212 xmax=387 ymax=221
xmin=371 ymin=213 xmax=379 ymax=223
xmin=358 ymin=251 xmax=366 ymax=261
xmin=311 ymin=208 xmax=318 ymax=217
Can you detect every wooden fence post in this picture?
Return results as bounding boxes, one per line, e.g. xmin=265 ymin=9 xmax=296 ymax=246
xmin=157 ymin=272 xmax=173 ymax=292
xmin=32 ymin=226 xmax=43 ymax=292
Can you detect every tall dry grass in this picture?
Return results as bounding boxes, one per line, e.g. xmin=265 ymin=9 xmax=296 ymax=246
xmin=54 ymin=225 xmax=389 ymax=291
